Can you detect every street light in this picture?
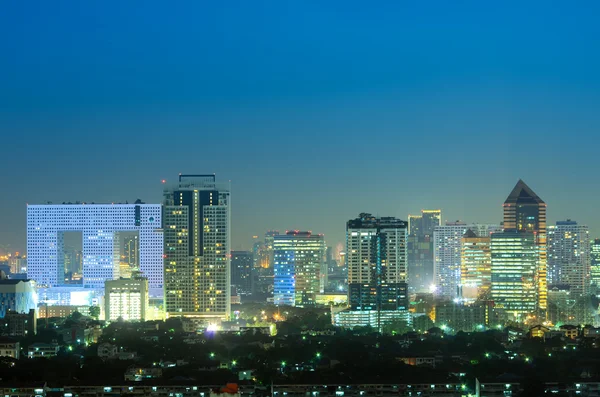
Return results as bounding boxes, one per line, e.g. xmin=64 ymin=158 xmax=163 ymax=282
xmin=316 ymin=352 xmax=321 ymax=359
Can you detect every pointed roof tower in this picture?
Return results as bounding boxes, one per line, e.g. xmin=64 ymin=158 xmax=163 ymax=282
xmin=463 ymin=229 xmax=478 ymax=238
xmin=504 ymin=179 xmax=544 ymax=205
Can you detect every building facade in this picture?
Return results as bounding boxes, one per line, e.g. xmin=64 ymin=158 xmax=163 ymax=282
xmin=433 ymin=222 xmax=468 ymax=300
xmin=231 ymin=251 xmax=253 ymax=296
xmin=547 ymin=220 xmax=590 ymax=297
xmin=0 ymin=279 xmax=37 ymax=318
xmin=124 ymin=236 xmax=139 ymax=268
xmin=591 ymin=239 xmax=600 ymax=292
xmin=105 ymin=275 xmax=149 ymax=321
xmin=460 ymin=229 xmax=491 ymax=302
xmin=273 ymin=231 xmax=325 ymax=307
xmin=336 ymin=213 xmax=409 ymax=329
xmin=163 ymin=175 xmax=231 ymax=321
xmin=490 ymin=230 xmax=538 ymax=319
xmin=503 ymin=179 xmax=547 ymax=312
xmin=27 ymin=204 xmax=163 ymax=297
xmin=407 ymin=210 xmax=441 ymax=293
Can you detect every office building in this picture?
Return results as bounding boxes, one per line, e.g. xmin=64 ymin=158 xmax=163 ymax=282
xmin=273 ymin=231 xmax=325 ymax=307
xmin=0 ymin=337 xmax=19 ymax=359
xmin=0 ymin=278 xmax=37 ymax=318
xmin=231 ymin=251 xmax=253 ymax=296
xmin=547 ymin=220 xmax=590 ymax=296
xmin=503 ymin=179 xmax=547 ymax=312
xmin=105 ymin=274 xmax=149 ymax=322
xmin=433 ymin=222 xmax=468 ymax=300
xmin=490 ymin=230 xmax=538 ymax=319
xmin=123 ymin=236 xmax=139 ymax=268
xmin=460 ymin=229 xmax=491 ymax=301
xmin=163 ymin=174 xmax=231 ymax=321
xmin=407 ymin=210 xmax=441 ymax=293
xmin=335 ymin=213 xmax=409 ymax=329
xmin=27 ymin=203 xmax=163 ymax=297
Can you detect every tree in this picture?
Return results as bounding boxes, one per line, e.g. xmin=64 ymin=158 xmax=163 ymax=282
xmin=89 ymin=306 xmax=100 ymax=319
xmin=382 ymin=319 xmax=411 ymax=335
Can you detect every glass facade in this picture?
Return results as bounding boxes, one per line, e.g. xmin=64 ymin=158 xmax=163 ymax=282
xmin=460 ymin=231 xmax=491 ymax=301
xmin=490 ymin=231 xmax=537 ymax=319
xmin=273 ymin=231 xmax=325 ymax=307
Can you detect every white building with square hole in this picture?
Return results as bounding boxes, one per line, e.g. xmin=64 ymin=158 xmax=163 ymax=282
xmin=27 ymin=204 xmax=163 ymax=297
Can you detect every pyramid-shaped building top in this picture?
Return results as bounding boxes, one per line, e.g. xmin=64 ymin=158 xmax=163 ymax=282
xmin=504 ymin=179 xmax=544 ymax=205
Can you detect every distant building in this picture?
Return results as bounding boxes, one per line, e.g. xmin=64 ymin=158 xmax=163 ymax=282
xmin=0 ymin=309 xmax=36 ymax=337
xmin=407 ymin=210 xmax=441 ymax=293
xmin=0 ymin=337 xmax=19 ymax=359
xmin=231 ymin=251 xmax=253 ymax=296
xmin=491 ymin=230 xmax=537 ymax=319
xmin=27 ymin=203 xmax=163 ymax=297
xmin=105 ymin=275 xmax=149 ymax=321
xmin=37 ymin=305 xmax=90 ymax=319
xmin=460 ymin=229 xmax=491 ymax=301
xmin=27 ymin=342 xmax=59 ymax=358
xmin=591 ymin=239 xmax=600 ymax=291
xmin=503 ymin=179 xmax=547 ymax=312
xmin=335 ymin=213 xmax=409 ymax=329
xmin=547 ymin=220 xmax=590 ymax=297
xmin=434 ymin=301 xmax=498 ymax=332
xmin=163 ymin=175 xmax=230 ymax=321
xmin=273 ymin=231 xmax=325 ymax=307
xmin=0 ymin=278 xmax=37 ymax=317
xmin=433 ymin=222 xmax=469 ymax=300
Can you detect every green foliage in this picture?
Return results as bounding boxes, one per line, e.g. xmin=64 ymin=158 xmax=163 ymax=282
xmin=89 ymin=306 xmax=101 ymax=319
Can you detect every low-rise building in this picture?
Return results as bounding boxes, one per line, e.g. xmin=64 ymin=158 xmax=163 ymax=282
xmin=27 ymin=342 xmax=59 ymax=358
xmin=560 ymin=324 xmax=579 ymax=340
xmin=124 ymin=367 xmax=162 ymax=382
xmin=0 ymin=337 xmax=19 ymax=359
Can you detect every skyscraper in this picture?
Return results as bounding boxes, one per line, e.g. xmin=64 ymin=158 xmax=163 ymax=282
xmin=335 ymin=213 xmax=409 ymax=329
xmin=490 ymin=230 xmax=537 ymax=319
xmin=503 ymin=179 xmax=547 ymax=312
xmin=273 ymin=231 xmax=325 ymax=307
xmin=407 ymin=210 xmax=441 ymax=293
xmin=231 ymin=251 xmax=253 ymax=296
xmin=433 ymin=222 xmax=468 ymax=300
xmin=547 ymin=220 xmax=590 ymax=296
xmin=163 ymin=175 xmax=231 ymax=321
xmin=460 ymin=229 xmax=491 ymax=302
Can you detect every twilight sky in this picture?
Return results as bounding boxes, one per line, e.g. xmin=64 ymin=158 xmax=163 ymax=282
xmin=2 ymin=1 xmax=600 ymax=252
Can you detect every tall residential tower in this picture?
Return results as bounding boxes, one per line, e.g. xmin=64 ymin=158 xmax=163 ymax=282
xmin=163 ymin=175 xmax=231 ymax=322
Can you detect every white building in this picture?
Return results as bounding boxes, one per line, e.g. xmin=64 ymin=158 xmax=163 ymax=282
xmin=0 ymin=338 xmax=19 ymax=359
xmin=163 ymin=175 xmax=231 ymax=321
xmin=27 ymin=342 xmax=59 ymax=358
xmin=27 ymin=203 xmax=163 ymax=297
xmin=548 ymin=220 xmax=590 ymax=296
xmin=104 ymin=275 xmax=149 ymax=321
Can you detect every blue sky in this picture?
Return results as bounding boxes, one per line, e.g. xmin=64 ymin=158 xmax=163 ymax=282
xmin=2 ymin=1 xmax=600 ymax=251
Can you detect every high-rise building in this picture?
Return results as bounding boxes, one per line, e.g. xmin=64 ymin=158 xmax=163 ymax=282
xmin=490 ymin=230 xmax=538 ymax=319
xmin=433 ymin=222 xmax=468 ymax=300
xmin=163 ymin=175 xmax=231 ymax=321
xmin=460 ymin=229 xmax=491 ymax=302
xmin=105 ymin=274 xmax=149 ymax=322
xmin=124 ymin=236 xmax=139 ymax=268
xmin=407 ymin=210 xmax=441 ymax=293
xmin=27 ymin=204 xmax=163 ymax=296
xmin=547 ymin=220 xmax=590 ymax=297
xmin=63 ymin=247 xmax=82 ymax=276
xmin=503 ymin=179 xmax=547 ymax=312
xmin=273 ymin=231 xmax=325 ymax=307
xmin=334 ymin=213 xmax=409 ymax=329
xmin=231 ymin=251 xmax=253 ymax=296
xmin=591 ymin=239 xmax=600 ymax=291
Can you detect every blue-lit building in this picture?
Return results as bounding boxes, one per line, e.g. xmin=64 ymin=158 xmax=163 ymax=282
xmin=273 ymin=231 xmax=326 ymax=307
xmin=0 ymin=279 xmax=37 ymax=318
